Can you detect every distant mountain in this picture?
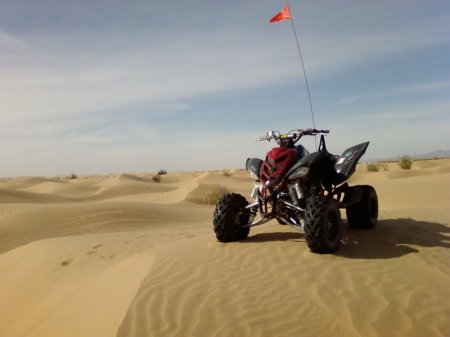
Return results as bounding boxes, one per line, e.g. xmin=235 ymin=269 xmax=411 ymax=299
xmin=368 ymin=149 xmax=450 ymax=162
xmin=418 ymin=149 xmax=450 ymax=159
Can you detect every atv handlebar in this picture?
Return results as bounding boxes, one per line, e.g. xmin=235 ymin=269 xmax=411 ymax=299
xmin=256 ymin=128 xmax=329 ymax=144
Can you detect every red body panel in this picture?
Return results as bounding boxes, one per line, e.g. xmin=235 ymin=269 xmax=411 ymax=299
xmin=260 ymin=147 xmax=297 ymax=185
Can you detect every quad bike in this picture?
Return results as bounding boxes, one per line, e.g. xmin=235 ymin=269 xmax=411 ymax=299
xmin=213 ymin=128 xmax=378 ymax=254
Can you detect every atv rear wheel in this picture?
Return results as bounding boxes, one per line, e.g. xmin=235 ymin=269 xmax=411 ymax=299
xmin=346 ymin=185 xmax=378 ymax=228
xmin=213 ymin=193 xmax=251 ymax=242
xmin=304 ymin=195 xmax=342 ymax=254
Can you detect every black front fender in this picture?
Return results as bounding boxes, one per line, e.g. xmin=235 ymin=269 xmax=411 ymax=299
xmin=246 ymin=158 xmax=263 ymax=178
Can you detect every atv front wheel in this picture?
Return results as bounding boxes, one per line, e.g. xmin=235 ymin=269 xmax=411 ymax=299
xmin=213 ymin=193 xmax=251 ymax=242
xmin=304 ymin=195 xmax=342 ymax=254
xmin=346 ymin=185 xmax=378 ymax=228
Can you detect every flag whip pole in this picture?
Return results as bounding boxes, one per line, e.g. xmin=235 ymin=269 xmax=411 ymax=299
xmin=286 ymin=3 xmax=316 ymax=131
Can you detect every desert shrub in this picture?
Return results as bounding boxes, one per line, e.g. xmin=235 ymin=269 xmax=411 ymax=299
xmin=157 ymin=169 xmax=167 ymax=176
xmin=222 ymin=170 xmax=232 ymax=177
xmin=399 ymin=155 xmax=413 ymax=170
xmin=152 ymin=175 xmax=161 ymax=183
xmin=380 ymin=163 xmax=389 ymax=171
xmin=366 ymin=163 xmax=380 ymax=172
xmin=68 ymin=173 xmax=78 ymax=179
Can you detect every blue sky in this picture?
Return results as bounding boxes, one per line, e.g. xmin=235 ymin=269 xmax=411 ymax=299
xmin=1 ymin=0 xmax=449 ymax=177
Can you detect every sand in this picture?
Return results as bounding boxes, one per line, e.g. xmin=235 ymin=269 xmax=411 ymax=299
xmin=0 ymin=160 xmax=449 ymax=337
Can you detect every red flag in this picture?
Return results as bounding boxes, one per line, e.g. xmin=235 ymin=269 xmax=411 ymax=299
xmin=269 ymin=5 xmax=291 ymax=23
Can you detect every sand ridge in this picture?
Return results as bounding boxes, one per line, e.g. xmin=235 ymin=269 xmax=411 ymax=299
xmin=0 ymin=160 xmax=449 ymax=337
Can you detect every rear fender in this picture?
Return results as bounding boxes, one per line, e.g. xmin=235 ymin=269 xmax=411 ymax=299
xmin=334 ymin=142 xmax=369 ymax=184
xmin=342 ymin=185 xmax=364 ymax=207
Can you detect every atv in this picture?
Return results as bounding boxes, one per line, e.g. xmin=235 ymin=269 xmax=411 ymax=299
xmin=213 ymin=128 xmax=378 ymax=254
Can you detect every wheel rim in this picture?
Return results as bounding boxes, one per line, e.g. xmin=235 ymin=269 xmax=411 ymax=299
xmin=234 ymin=209 xmax=249 ymax=228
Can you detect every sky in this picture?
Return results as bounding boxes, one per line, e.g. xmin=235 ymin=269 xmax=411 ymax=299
xmin=1 ymin=0 xmax=449 ymax=177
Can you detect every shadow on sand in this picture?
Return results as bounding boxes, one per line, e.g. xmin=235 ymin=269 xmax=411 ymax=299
xmin=246 ymin=231 xmax=303 ymax=243
xmin=338 ymin=218 xmax=450 ymax=259
xmin=245 ymin=218 xmax=450 ymax=259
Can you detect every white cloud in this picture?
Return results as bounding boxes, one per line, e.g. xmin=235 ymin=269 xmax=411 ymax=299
xmin=396 ymin=80 xmax=450 ymax=94
xmin=303 ymin=20 xmax=450 ymax=79
xmin=334 ymin=78 xmax=450 ymax=108
xmin=0 ymin=29 xmax=26 ymax=49
xmin=1 ymin=4 xmax=447 ymax=124
xmin=338 ymin=95 xmax=361 ymax=105
xmin=323 ymin=99 xmax=450 ymax=159
xmin=0 ymin=31 xmax=296 ymax=123
xmin=78 ymin=123 xmax=160 ymax=145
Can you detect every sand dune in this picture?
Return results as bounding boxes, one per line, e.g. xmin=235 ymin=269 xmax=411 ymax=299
xmin=1 ymin=160 xmax=449 ymax=337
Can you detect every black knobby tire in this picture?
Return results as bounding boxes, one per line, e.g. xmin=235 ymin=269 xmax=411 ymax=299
xmin=213 ymin=193 xmax=250 ymax=242
xmin=346 ymin=185 xmax=378 ymax=228
xmin=304 ymin=194 xmax=342 ymax=254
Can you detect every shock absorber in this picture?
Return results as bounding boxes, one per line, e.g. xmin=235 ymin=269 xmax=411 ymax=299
xmin=288 ymin=182 xmax=303 ymax=205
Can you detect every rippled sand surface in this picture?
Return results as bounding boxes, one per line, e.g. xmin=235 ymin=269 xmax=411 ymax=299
xmin=1 ymin=160 xmax=449 ymax=337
